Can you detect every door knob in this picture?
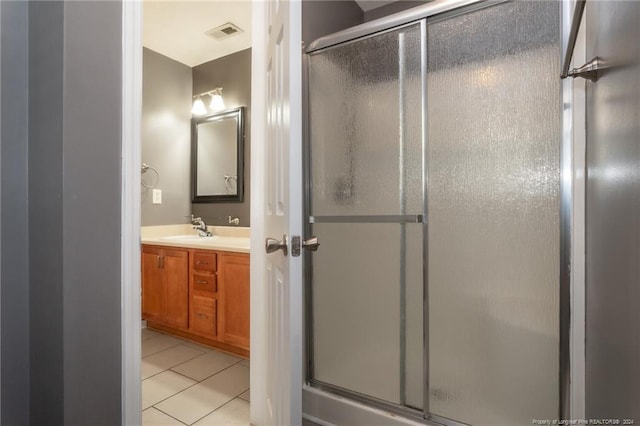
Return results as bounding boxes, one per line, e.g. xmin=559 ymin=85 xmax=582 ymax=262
xmin=302 ymin=236 xmax=319 ymax=251
xmin=265 ymin=234 xmax=288 ymax=256
xmin=290 ymin=235 xmax=320 ymax=256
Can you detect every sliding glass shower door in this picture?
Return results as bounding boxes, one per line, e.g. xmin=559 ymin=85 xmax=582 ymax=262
xmin=307 ymin=21 xmax=425 ymax=410
xmin=306 ymin=1 xmax=561 ymax=425
xmin=426 ymin=2 xmax=561 ymax=425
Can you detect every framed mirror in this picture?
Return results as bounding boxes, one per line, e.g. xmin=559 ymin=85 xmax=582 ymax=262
xmin=191 ymin=107 xmax=244 ymax=202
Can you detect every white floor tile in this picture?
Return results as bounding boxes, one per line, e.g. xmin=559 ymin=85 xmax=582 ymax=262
xmin=171 ymin=350 xmax=241 ymax=381
xmin=142 ymin=345 xmax=205 ymax=380
xmin=238 ymin=358 xmax=249 ymax=368
xmin=142 ymin=329 xmax=162 ymax=341
xmin=142 ymin=335 xmax=183 ymax=358
xmin=155 ymin=364 xmax=249 ymax=425
xmin=142 ymin=407 xmax=185 ymax=425
xmin=142 ymin=370 xmax=196 ymax=410
xmin=238 ymin=390 xmax=250 ymax=402
xmin=179 ymin=340 xmax=214 ymax=353
xmin=142 ymin=333 xmax=156 ymax=342
xmin=193 ymin=398 xmax=250 ymax=426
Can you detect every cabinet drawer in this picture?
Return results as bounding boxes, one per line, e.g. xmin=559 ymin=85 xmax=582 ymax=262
xmin=193 ymin=252 xmax=216 ymax=272
xmin=190 ymin=296 xmax=216 ymax=337
xmin=193 ymin=271 xmax=217 ymax=294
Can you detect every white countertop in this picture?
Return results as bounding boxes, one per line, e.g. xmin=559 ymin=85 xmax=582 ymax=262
xmin=141 ymin=224 xmax=250 ymax=254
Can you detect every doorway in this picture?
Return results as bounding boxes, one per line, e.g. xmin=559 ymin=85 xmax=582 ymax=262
xmin=137 ymin=2 xmax=253 ymax=424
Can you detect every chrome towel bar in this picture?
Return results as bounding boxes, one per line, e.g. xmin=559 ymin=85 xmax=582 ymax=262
xmin=309 ymin=215 xmax=424 ymax=224
xmin=565 ymin=56 xmax=603 ymax=82
xmin=561 ymin=0 xmax=587 ymax=79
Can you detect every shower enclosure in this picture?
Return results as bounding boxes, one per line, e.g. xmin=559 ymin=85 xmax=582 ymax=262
xmin=305 ymin=1 xmax=564 ymax=425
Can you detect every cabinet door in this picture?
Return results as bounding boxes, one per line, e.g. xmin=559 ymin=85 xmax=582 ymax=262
xmin=219 ymin=253 xmax=250 ymax=349
xmin=163 ymin=248 xmax=189 ymax=329
xmin=142 ymin=246 xmax=163 ymax=322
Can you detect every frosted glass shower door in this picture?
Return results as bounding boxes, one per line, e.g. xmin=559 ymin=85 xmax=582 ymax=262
xmin=307 ymin=22 xmax=425 ymax=410
xmin=307 ymin=1 xmax=562 ymax=423
xmin=426 ymin=2 xmax=561 ymax=425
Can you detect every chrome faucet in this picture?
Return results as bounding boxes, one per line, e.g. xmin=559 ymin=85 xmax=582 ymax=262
xmin=228 ymin=216 xmax=240 ymax=226
xmin=191 ymin=215 xmax=212 ymax=236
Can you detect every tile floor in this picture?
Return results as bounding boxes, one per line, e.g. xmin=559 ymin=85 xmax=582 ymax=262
xmin=142 ymin=327 xmax=250 ymax=425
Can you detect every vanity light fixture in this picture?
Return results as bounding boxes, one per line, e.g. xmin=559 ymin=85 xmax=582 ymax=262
xmin=209 ymin=88 xmax=226 ymax=111
xmin=191 ymin=96 xmax=207 ymax=116
xmin=192 ymin=87 xmax=226 ymax=115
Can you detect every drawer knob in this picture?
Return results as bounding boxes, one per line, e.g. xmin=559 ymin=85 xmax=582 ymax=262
xmin=196 ymin=280 xmax=208 ymax=285
xmin=196 ymin=313 xmax=209 ymax=319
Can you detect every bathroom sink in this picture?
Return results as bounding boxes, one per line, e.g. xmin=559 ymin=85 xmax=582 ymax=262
xmin=160 ymin=234 xmax=211 ymax=241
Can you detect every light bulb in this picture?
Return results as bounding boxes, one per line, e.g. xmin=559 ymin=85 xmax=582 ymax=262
xmin=210 ymin=91 xmax=225 ymax=111
xmin=191 ymin=97 xmax=207 ymax=115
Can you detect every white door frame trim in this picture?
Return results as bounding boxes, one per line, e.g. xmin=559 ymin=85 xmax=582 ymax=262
xmin=249 ymin=0 xmax=267 ymax=423
xmin=121 ymin=1 xmax=142 ymax=424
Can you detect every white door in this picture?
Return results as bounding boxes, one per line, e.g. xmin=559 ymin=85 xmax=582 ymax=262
xmin=250 ymin=0 xmax=303 ymax=425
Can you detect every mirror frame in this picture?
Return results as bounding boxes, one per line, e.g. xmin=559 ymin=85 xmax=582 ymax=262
xmin=191 ymin=106 xmax=245 ymax=203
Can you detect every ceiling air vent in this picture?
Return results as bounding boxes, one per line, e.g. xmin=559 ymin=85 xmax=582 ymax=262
xmin=206 ymin=22 xmax=244 ymax=40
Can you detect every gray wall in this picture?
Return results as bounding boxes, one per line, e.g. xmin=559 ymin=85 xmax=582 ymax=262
xmin=1 ymin=1 xmax=123 ymax=423
xmin=302 ymin=0 xmax=363 ymax=46
xmin=29 ymin=1 xmax=65 ymax=423
xmin=585 ymin=0 xmax=640 ymax=419
xmin=142 ymin=48 xmax=192 ymax=226
xmin=62 ymin=2 xmax=122 ymax=423
xmin=192 ymin=48 xmax=252 ymax=226
xmin=1 ymin=1 xmax=30 ymax=424
xmin=363 ymin=1 xmax=428 ymax=22
xmin=301 ymin=0 xmax=424 ymax=45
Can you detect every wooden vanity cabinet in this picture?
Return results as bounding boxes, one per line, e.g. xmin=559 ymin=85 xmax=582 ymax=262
xmin=142 ymin=244 xmax=250 ymax=356
xmin=141 ymin=246 xmax=189 ymax=329
xmin=218 ymin=253 xmax=250 ymax=350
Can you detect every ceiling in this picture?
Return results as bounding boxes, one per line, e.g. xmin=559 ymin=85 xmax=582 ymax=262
xmin=143 ymin=1 xmax=399 ymax=68
xmin=143 ymin=1 xmax=252 ymax=68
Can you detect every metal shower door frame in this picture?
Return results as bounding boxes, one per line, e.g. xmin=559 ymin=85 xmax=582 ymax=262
xmin=303 ymin=0 xmax=572 ymax=424
xmin=304 ymin=17 xmax=430 ymax=423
